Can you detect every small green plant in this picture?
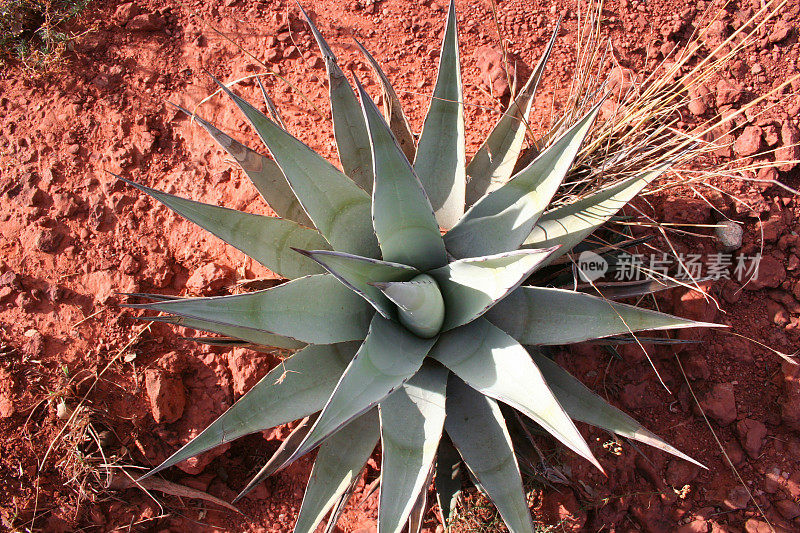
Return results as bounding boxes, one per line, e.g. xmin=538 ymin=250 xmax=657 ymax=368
xmin=125 ymin=1 xmax=719 ymax=531
xmin=0 ymin=0 xmax=88 ymax=69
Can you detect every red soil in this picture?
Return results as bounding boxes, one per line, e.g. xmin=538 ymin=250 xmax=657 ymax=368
xmin=1 ymin=0 xmax=799 ymax=531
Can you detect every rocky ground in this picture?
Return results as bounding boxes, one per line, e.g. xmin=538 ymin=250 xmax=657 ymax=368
xmin=0 ymin=0 xmax=799 ymax=531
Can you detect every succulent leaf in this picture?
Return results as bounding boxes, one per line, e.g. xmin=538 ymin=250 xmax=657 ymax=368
xmin=324 ymin=476 xmax=360 ymax=533
xmin=407 ymin=481 xmax=429 ymax=533
xmin=435 ymin=437 xmax=463 ymax=529
xmin=432 ymin=319 xmax=601 ymax=471
xmin=251 ymin=415 xmax=317 ymax=483
xmin=523 ymin=165 xmax=668 ymax=261
xmin=119 ymin=178 xmax=328 ymax=279
xmin=530 ymin=350 xmax=705 ymax=468
xmin=373 ymin=274 xmax=446 ymax=338
xmin=298 ymin=3 xmax=374 ymax=191
xmin=355 ymin=39 xmax=416 ymax=162
xmin=413 ymin=0 xmax=466 ymax=229
xmin=212 ymin=77 xmax=380 ymax=258
xmin=486 ymin=286 xmax=722 ymax=345
xmin=292 ymin=409 xmax=380 ymax=533
xmin=148 ymin=315 xmax=306 ymax=350
xmin=273 ymin=315 xmax=437 ymax=475
xmin=143 ymin=342 xmax=359 ymax=478
xmin=446 ymin=101 xmax=602 ymax=258
xmin=257 ymin=77 xmax=289 ymax=130
xmin=378 ymin=364 xmax=448 ymax=532
xmin=429 ymin=247 xmax=560 ymax=331
xmin=171 ymin=104 xmax=311 ymax=226
xmin=127 ymin=275 xmax=374 ymax=344
xmin=464 ymin=23 xmax=559 ymax=206
xmin=294 ymin=249 xmax=418 ymax=319
xmin=445 ymin=377 xmax=534 ymax=533
xmin=356 ymin=80 xmax=448 ymax=271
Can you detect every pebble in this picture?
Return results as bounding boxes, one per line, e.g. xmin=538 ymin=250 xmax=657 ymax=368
xmin=144 ymin=368 xmax=185 ymax=423
xmin=700 ymin=382 xmax=737 ymax=426
xmin=35 ymin=228 xmax=62 ymax=253
xmin=716 ymin=78 xmax=743 ymax=107
xmin=714 ymin=221 xmax=743 ymax=251
xmin=127 ymin=13 xmax=166 ymax=32
xmin=780 ymin=361 xmax=800 ymax=432
xmin=768 ymin=20 xmax=793 ymax=43
xmin=734 ymin=125 xmax=763 ymax=156
xmin=735 ymin=418 xmax=767 ymax=458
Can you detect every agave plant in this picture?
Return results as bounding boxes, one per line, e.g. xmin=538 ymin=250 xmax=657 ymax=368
xmin=125 ymin=2 xmax=718 ymax=531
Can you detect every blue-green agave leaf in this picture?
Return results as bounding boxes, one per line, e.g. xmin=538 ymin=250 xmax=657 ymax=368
xmin=378 ymin=364 xmax=448 ymax=532
xmin=432 ymin=319 xmax=601 ymax=471
xmin=249 ymin=415 xmax=317 ymax=483
xmin=298 ymin=3 xmax=373 ymax=191
xmin=212 ymin=77 xmax=380 ymax=258
xmin=293 ymin=249 xmax=418 ymax=319
xmin=355 ymin=39 xmax=416 ymax=162
xmin=257 ymin=77 xmax=289 ymax=130
xmin=150 ymin=315 xmax=306 ymax=350
xmin=445 ymin=377 xmax=534 ymax=533
xmin=446 ymin=101 xmax=602 ymax=259
xmin=429 ymin=247 xmax=560 ymax=331
xmin=486 ymin=286 xmax=723 ymax=345
xmin=464 ymin=23 xmax=559 ymax=206
xmin=127 ymin=274 xmax=374 ymax=344
xmin=435 ymin=437 xmax=463 ymax=529
xmin=274 ymin=315 xmax=437 ymax=474
xmin=142 ymin=342 xmax=359 ymax=478
xmin=530 ymin=350 xmax=706 ymax=468
xmin=356 ymin=80 xmax=447 ymax=271
xmin=292 ymin=410 xmax=380 ymax=533
xmin=523 ymin=165 xmax=668 ymax=263
xmin=171 ymin=104 xmax=311 ymax=226
xmin=120 ymin=178 xmax=327 ymax=280
xmin=413 ymin=0 xmax=465 ymax=229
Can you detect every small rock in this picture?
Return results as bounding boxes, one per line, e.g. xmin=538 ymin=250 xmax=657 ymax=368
xmin=35 ymin=228 xmax=62 ymax=253
xmin=700 ymin=382 xmax=737 ymax=426
xmin=144 ymin=369 xmax=185 ymax=423
xmin=677 ymin=519 xmax=709 ymax=533
xmin=666 ymin=459 xmax=700 ymax=486
xmin=769 ymin=20 xmax=793 ymax=43
xmin=474 ymin=45 xmax=513 ymax=98
xmin=734 ymin=126 xmax=763 ymax=156
xmin=283 ymin=45 xmax=299 ymax=59
xmin=780 ymin=360 xmax=800 ymax=431
xmin=684 ymin=353 xmax=711 ymax=380
xmin=775 ymin=499 xmax=800 ymax=520
xmin=22 ymin=331 xmax=44 ymax=359
xmin=0 ymin=396 xmax=14 ymax=418
xmin=776 ymin=121 xmax=800 ymax=172
xmin=767 ymin=300 xmax=789 ymax=327
xmin=52 ymin=192 xmax=79 ymax=217
xmin=113 ymin=2 xmax=141 ymax=24
xmin=688 ymin=84 xmax=712 ymax=116
xmin=185 ymin=262 xmax=233 ymax=295
xmin=127 ymin=13 xmax=166 ymax=32
xmin=673 ymin=287 xmax=718 ymax=323
xmin=716 ymin=78 xmax=744 ymax=107
xmin=743 ymin=519 xmax=772 ymax=533
xmin=744 ymin=255 xmax=785 ymax=290
xmin=715 ymin=221 xmax=743 ymax=251
xmin=736 ymin=418 xmax=767 ymax=458
xmin=724 ymin=485 xmax=749 ymax=510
